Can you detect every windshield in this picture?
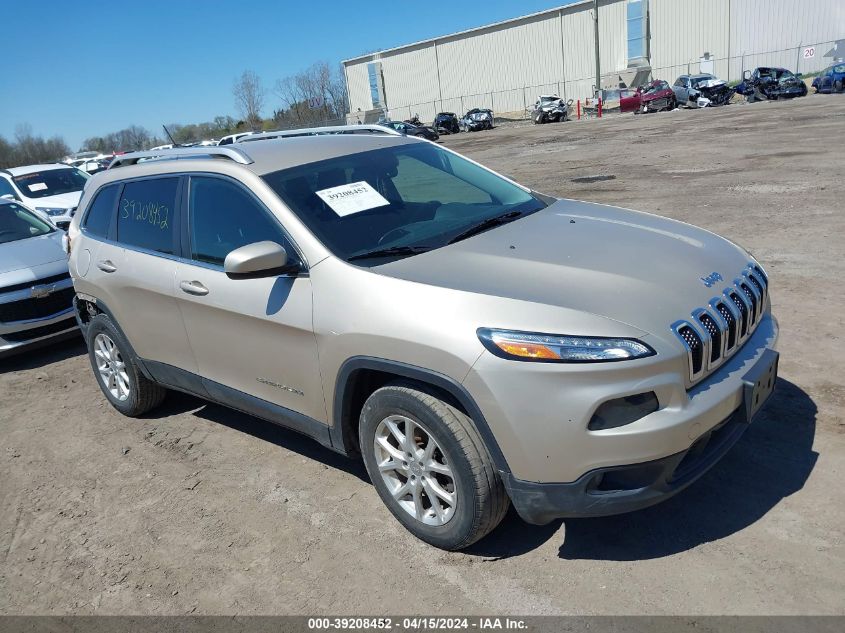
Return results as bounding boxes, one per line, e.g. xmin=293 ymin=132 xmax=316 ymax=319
xmin=13 ymin=168 xmax=89 ymax=199
xmin=262 ymin=142 xmax=546 ymax=265
xmin=643 ymin=81 xmax=668 ymax=94
xmin=0 ymin=202 xmax=54 ymax=244
xmin=691 ymin=75 xmax=715 ymax=87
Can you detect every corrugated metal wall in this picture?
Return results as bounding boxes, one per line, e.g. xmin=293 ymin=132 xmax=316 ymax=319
xmin=343 ymin=0 xmax=845 ymax=121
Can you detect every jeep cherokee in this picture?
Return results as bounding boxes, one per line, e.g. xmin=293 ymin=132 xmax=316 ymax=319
xmin=67 ymin=127 xmax=778 ymax=550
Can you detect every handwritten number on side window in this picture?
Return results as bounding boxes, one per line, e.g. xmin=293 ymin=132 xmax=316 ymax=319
xmin=121 ymin=198 xmax=169 ymax=230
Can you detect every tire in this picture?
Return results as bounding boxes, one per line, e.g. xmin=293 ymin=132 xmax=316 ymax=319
xmin=834 ymin=79 xmax=843 ymax=93
xmin=86 ymin=314 xmax=166 ymax=417
xmin=359 ymin=383 xmax=509 ymax=550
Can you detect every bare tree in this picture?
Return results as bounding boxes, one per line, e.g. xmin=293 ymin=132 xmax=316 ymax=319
xmin=233 ymin=70 xmax=265 ymax=131
xmin=272 ymin=61 xmax=350 ymax=128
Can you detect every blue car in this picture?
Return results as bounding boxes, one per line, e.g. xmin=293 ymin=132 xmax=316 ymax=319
xmin=812 ymin=63 xmax=845 ymax=93
xmin=736 ymin=67 xmax=808 ymax=101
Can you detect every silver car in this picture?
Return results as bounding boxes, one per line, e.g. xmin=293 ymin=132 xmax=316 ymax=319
xmin=67 ymin=129 xmax=778 ymax=550
xmin=0 ymin=199 xmax=77 ymax=357
xmin=672 ymin=74 xmax=716 ymax=105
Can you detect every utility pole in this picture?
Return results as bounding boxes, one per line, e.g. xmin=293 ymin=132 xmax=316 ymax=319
xmin=593 ymin=0 xmax=601 ymax=99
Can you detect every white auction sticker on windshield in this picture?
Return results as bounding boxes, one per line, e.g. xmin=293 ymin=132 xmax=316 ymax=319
xmin=315 ymin=181 xmax=389 ymax=217
xmin=28 ymin=183 xmax=48 ymax=192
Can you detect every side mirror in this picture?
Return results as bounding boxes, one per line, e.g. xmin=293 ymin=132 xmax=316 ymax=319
xmin=224 ymin=241 xmax=293 ymax=277
xmin=743 ymin=70 xmax=751 ymax=81
xmin=1 ymin=193 xmax=17 ymax=201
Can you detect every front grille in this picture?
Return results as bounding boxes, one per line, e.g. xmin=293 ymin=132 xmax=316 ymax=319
xmin=729 ymin=291 xmax=749 ymax=337
xmin=0 ymin=287 xmax=75 ymax=323
xmin=697 ymin=312 xmax=721 ymax=363
xmin=674 ymin=323 xmax=704 ymax=377
xmin=0 ymin=272 xmax=71 ymax=295
xmin=672 ymin=263 xmax=769 ymax=386
xmin=716 ymin=302 xmax=737 ymax=350
xmin=740 ymin=282 xmax=759 ymax=326
xmin=2 ymin=317 xmax=77 ymax=342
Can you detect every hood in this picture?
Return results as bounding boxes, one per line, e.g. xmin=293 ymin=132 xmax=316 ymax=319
xmin=376 ymin=200 xmax=754 ymax=337
xmin=0 ymin=231 xmax=67 ymax=275
xmin=25 ymin=190 xmax=81 ymax=210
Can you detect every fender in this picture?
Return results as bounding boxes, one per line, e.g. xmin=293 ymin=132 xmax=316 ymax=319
xmin=331 ymin=356 xmax=511 ymax=474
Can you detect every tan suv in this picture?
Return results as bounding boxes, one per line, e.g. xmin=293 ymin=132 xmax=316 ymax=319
xmin=67 ymin=127 xmax=778 ymax=550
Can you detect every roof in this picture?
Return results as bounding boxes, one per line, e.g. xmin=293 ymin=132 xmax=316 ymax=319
xmin=5 ymin=164 xmax=70 ymax=176
xmin=342 ymin=0 xmax=596 ymax=65
xmin=101 ymin=133 xmax=423 ymax=181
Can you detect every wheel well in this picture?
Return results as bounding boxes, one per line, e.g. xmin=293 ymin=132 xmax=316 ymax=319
xmin=338 ymin=368 xmax=467 ymax=457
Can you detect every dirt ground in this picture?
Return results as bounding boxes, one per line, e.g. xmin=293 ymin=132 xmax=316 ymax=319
xmin=2 ymin=95 xmax=844 ymax=616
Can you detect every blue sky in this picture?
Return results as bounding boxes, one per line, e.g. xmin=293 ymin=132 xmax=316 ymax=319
xmin=3 ymin=1 xmax=575 ymax=150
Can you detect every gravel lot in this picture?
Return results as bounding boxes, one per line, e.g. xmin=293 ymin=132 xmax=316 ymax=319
xmin=1 ymin=95 xmax=843 ymax=615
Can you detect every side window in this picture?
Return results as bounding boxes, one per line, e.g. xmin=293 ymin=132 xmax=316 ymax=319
xmin=116 ymin=178 xmax=178 ymax=255
xmin=82 ymin=184 xmax=119 ymax=238
xmin=0 ymin=178 xmax=18 ymax=199
xmin=188 ymin=176 xmax=292 ymax=267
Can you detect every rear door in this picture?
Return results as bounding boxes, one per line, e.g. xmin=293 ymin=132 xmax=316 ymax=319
xmin=173 ymin=174 xmax=326 ymax=422
xmin=89 ymin=176 xmax=196 ymax=373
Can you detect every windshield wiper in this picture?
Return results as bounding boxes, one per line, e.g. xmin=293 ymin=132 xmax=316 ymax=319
xmin=347 ymin=245 xmax=434 ymax=262
xmin=447 ymin=210 xmax=524 ymax=245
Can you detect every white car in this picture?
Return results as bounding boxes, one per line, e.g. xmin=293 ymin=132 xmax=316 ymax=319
xmin=0 ymin=164 xmax=90 ymax=230
xmin=217 ymin=132 xmax=254 ymax=145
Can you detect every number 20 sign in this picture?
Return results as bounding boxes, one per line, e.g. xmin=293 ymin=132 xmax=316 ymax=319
xmin=803 ymin=47 xmax=815 ymax=59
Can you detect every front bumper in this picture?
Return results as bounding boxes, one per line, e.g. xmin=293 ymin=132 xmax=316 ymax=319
xmin=463 ymin=309 xmax=778 ymax=520
xmin=504 ymin=381 xmax=768 ymax=524
xmin=0 ymin=277 xmax=79 ymax=357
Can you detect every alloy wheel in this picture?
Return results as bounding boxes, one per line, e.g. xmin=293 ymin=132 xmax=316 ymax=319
xmin=94 ymin=333 xmax=130 ymax=401
xmin=373 ymin=415 xmax=457 ymax=526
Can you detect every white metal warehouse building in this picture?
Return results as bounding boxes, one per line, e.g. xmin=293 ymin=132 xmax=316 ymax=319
xmin=343 ymin=0 xmax=845 ymax=122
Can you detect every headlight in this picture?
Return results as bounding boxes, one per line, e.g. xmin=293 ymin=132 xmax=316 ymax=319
xmin=477 ymin=328 xmax=655 ymax=363
xmin=36 ymin=207 xmax=67 ymax=217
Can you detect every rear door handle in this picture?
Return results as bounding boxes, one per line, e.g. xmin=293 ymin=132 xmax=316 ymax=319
xmin=96 ymin=260 xmax=117 ymax=273
xmin=180 ymin=280 xmax=209 ymax=296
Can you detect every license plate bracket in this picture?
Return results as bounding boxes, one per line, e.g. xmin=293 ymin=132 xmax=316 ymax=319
xmin=741 ymin=349 xmax=779 ymax=423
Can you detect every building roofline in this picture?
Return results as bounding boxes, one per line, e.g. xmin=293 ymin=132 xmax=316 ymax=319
xmin=342 ymin=0 xmax=595 ymax=65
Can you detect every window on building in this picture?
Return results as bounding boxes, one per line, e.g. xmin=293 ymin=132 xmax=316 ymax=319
xmin=367 ymin=62 xmax=384 ymax=108
xmin=627 ymin=0 xmax=647 ymax=63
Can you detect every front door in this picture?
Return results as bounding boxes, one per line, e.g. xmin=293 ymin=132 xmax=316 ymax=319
xmin=173 ymin=175 xmax=327 ymax=423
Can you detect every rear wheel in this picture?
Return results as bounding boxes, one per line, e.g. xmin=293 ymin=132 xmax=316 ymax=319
xmin=835 ymin=79 xmax=844 ymax=93
xmin=86 ymin=314 xmax=166 ymax=417
xmin=359 ymin=383 xmax=508 ymax=550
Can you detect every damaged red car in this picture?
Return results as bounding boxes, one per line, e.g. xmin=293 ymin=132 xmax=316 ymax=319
xmin=620 ymin=80 xmax=677 ymax=113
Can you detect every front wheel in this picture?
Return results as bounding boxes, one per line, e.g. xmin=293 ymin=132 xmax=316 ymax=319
xmin=359 ymin=384 xmax=508 ymax=550
xmin=833 ymin=79 xmax=843 ymax=93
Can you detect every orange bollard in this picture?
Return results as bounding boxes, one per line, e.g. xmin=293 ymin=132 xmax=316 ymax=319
xmin=598 ymin=98 xmax=602 ymax=118
xmin=577 ymin=99 xmax=581 ymax=120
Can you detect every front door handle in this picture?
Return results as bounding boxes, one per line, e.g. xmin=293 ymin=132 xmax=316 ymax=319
xmin=96 ymin=260 xmax=117 ymax=273
xmin=180 ymin=280 xmax=209 ymax=296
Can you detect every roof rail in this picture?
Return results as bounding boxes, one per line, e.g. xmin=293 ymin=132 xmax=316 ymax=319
xmin=239 ymin=124 xmax=402 ymax=143
xmin=109 ymin=146 xmax=254 ymax=169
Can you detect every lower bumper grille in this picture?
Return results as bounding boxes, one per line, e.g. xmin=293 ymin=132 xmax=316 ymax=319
xmin=0 ymin=287 xmax=76 ymax=323
xmin=3 ymin=316 xmax=77 ymax=343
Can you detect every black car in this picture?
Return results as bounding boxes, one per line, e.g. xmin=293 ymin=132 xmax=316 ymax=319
xmin=736 ymin=67 xmax=808 ymax=101
xmin=433 ymin=112 xmax=460 ymax=134
xmin=379 ymin=120 xmax=440 ymax=141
